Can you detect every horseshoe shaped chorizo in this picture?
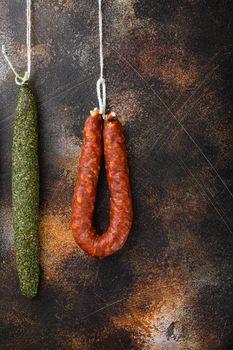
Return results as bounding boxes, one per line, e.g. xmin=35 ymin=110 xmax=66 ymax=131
xmin=71 ymin=111 xmax=133 ymax=257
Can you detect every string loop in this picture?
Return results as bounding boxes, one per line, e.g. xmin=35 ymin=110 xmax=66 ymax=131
xmin=96 ymin=0 xmax=107 ymax=117
xmin=97 ymin=77 xmax=106 ymax=115
xmin=1 ymin=0 xmax=31 ymax=86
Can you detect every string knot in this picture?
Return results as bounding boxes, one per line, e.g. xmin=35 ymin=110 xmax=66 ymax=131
xmin=97 ymin=77 xmax=106 ymax=116
xmin=15 ymin=71 xmax=30 ymax=86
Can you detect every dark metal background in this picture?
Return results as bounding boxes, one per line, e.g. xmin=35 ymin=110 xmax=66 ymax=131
xmin=1 ymin=1 xmax=233 ymax=349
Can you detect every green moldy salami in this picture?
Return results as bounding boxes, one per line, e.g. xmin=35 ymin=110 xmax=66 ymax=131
xmin=12 ymin=82 xmax=40 ymax=298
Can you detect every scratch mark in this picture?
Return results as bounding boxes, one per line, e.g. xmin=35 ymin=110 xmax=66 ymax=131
xmin=81 ymin=298 xmax=127 ymax=321
xmin=0 ymin=76 xmax=94 ymax=129
xmin=179 ymin=159 xmax=233 ymax=237
xmin=156 ymin=63 xmax=220 ymax=151
xmin=38 ymin=76 xmax=95 ymax=107
xmin=218 ymin=319 xmax=228 ymax=346
xmin=112 ymin=47 xmax=233 ymax=201
xmin=169 ymin=50 xmax=221 ymax=111
xmin=158 ymin=63 xmax=220 ymax=151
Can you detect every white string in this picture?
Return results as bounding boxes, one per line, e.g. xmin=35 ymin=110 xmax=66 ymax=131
xmin=96 ymin=0 xmax=107 ymax=117
xmin=1 ymin=0 xmax=31 ymax=86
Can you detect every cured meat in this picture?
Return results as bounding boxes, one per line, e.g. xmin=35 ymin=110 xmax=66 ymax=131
xmin=71 ymin=111 xmax=132 ymax=257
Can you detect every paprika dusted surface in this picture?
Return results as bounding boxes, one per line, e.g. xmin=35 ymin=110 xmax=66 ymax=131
xmin=71 ymin=112 xmax=133 ymax=256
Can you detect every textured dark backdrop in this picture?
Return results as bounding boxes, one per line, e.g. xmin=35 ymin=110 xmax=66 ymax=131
xmin=1 ymin=0 xmax=233 ymax=349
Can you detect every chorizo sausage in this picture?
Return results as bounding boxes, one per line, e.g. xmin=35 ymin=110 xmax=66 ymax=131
xmin=71 ymin=111 xmax=133 ymax=257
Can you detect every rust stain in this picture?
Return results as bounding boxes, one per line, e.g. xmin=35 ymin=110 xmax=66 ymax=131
xmin=1 ymin=43 xmax=52 ymax=83
xmin=160 ymin=61 xmax=198 ymax=89
xmin=111 ymin=264 xmax=190 ymax=348
xmin=1 ymin=0 xmax=233 ymax=349
xmin=37 ymin=0 xmax=76 ymax=12
xmin=111 ymin=2 xmax=199 ymax=91
xmin=70 ymin=334 xmax=87 ymax=350
xmin=111 ymin=237 xmax=221 ymax=349
xmin=109 ymin=89 xmax=144 ymax=122
xmin=59 ymin=154 xmax=80 ymax=186
xmin=39 ymin=209 xmax=97 ymax=289
xmin=137 ymin=45 xmax=198 ymax=89
xmin=3 ymin=305 xmax=38 ymax=328
xmin=32 ymin=44 xmax=53 ymax=66
xmin=112 ymin=0 xmax=145 ymax=34
xmin=39 ymin=210 xmax=77 ymax=281
xmin=56 ymin=0 xmax=76 ymax=11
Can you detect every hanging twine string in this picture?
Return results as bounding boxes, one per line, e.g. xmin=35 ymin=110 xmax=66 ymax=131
xmin=2 ymin=0 xmax=31 ymax=86
xmin=96 ymin=0 xmax=107 ymax=117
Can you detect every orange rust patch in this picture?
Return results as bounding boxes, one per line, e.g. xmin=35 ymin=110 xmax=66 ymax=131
xmin=138 ymin=46 xmax=198 ymax=89
xmin=111 ymin=263 xmax=190 ymax=348
xmin=110 ymin=220 xmax=218 ymax=349
xmin=160 ymin=61 xmax=198 ymax=89
xmin=109 ymin=89 xmax=144 ymax=122
xmin=111 ymin=260 xmax=219 ymax=349
xmin=40 ymin=210 xmax=78 ymax=281
xmin=37 ymin=0 xmax=76 ymax=12
xmin=59 ymin=154 xmax=80 ymax=185
xmin=12 ymin=43 xmax=52 ymax=69
xmin=68 ymin=331 xmax=93 ymax=350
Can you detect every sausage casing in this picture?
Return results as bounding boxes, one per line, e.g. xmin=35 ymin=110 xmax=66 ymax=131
xmin=12 ymin=83 xmax=40 ymax=298
xmin=71 ymin=113 xmax=132 ymax=257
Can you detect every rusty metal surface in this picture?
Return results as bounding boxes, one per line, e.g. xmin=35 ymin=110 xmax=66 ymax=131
xmin=0 ymin=0 xmax=233 ymax=349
